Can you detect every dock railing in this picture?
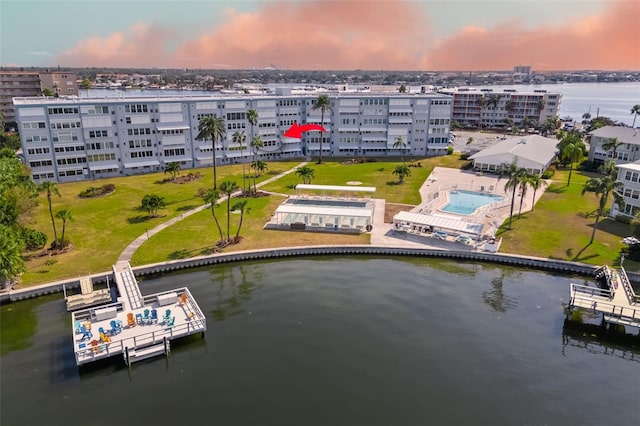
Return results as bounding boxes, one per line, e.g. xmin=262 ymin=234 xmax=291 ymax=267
xmin=75 ymin=321 xmax=205 ymax=365
xmin=570 ymin=283 xmax=613 ymax=301
xmin=570 ymin=294 xmax=640 ymax=323
xmin=618 ymin=267 xmax=639 ymax=305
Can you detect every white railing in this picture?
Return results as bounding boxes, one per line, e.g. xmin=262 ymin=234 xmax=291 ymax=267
xmin=618 ymin=267 xmax=639 ymax=305
xmin=570 ymin=283 xmax=613 ymax=300
xmin=570 ymin=295 xmax=640 ymax=323
xmin=75 ymin=320 xmax=206 ymax=365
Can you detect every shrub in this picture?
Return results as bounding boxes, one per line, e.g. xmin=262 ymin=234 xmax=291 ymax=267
xmin=79 ymin=184 xmax=116 ymax=198
xmin=79 ymin=187 xmax=96 ymax=198
xmin=446 ymin=146 xmax=454 ymax=155
xmin=542 ymin=169 xmax=555 ymax=179
xmin=21 ymin=228 xmax=47 ymax=250
xmin=615 ymin=215 xmax=632 ymax=225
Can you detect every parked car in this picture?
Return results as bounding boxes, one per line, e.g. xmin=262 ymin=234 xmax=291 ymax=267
xmin=455 ymin=234 xmax=473 ymax=245
xmin=434 ymin=230 xmax=448 ymax=240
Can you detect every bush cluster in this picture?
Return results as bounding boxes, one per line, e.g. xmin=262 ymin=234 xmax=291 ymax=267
xmin=79 ymin=184 xmax=116 ymax=198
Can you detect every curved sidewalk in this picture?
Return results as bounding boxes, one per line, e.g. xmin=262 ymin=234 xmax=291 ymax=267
xmin=117 ymin=161 xmax=309 ymax=263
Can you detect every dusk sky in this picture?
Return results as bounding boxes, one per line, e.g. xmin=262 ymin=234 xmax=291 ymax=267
xmin=1 ymin=0 xmax=638 ymax=71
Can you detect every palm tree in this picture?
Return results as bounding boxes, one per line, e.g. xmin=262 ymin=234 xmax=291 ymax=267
xmin=54 ymin=208 xmax=73 ymax=248
xmin=500 ymin=160 xmax=527 ymax=229
xmin=311 ymin=94 xmax=332 ymax=164
xmin=219 ymin=180 xmax=239 ymax=243
xmin=541 ymin=116 xmax=560 ymax=136
xmin=202 ymin=188 xmax=225 ymax=245
xmin=602 ymin=137 xmax=623 ymax=162
xmin=164 ymin=161 xmax=181 ymax=182
xmin=232 ymin=131 xmax=247 ymax=193
xmin=485 ymin=94 xmax=501 ymax=129
xmin=393 ymin=135 xmax=407 ymax=163
xmin=503 ymin=118 xmax=514 ymax=135
xmin=582 ymin=112 xmax=591 ymax=122
xmin=392 ymin=164 xmax=411 ymax=183
xmin=247 ymin=109 xmax=258 ymax=141
xmin=0 ymin=225 xmax=25 ymax=289
xmin=562 ymin=139 xmax=586 ymax=186
xmin=528 ymin=174 xmax=548 ymax=211
xmin=521 ymin=117 xmax=534 ymax=133
xmin=141 ymin=194 xmax=165 ymax=217
xmin=631 ymin=104 xmax=640 ymax=128
xmin=38 ymin=181 xmax=60 ymax=248
xmin=582 ymin=160 xmax=618 ymax=244
xmin=251 ymin=159 xmax=267 ymax=179
xmin=536 ymin=98 xmax=546 ymax=116
xmin=295 ymin=165 xmax=315 ymax=184
xmin=250 ymin=135 xmax=263 ymax=194
xmin=232 ymin=200 xmax=250 ymax=241
xmin=517 ymin=173 xmax=530 ymax=218
xmin=196 ymin=114 xmax=226 ymax=190
xmin=477 ymin=95 xmax=487 ymax=130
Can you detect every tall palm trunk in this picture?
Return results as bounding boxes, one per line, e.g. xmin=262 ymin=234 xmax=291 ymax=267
xmin=235 ymin=211 xmax=245 ymax=240
xmin=210 ymin=207 xmax=224 ymax=245
xmin=226 ymin=195 xmax=232 ymax=242
xmin=60 ymin=219 xmax=67 ymax=248
xmin=532 ymin=189 xmax=538 ymax=211
xmin=509 ymin=186 xmax=517 ymax=229
xmin=212 ymin=136 xmax=218 ymax=190
xmin=47 ymin=193 xmax=58 ymax=248
xmin=318 ymin=110 xmax=324 ymax=164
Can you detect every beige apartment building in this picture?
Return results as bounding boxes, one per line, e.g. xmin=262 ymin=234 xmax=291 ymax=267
xmin=1 ymin=71 xmax=77 ymax=129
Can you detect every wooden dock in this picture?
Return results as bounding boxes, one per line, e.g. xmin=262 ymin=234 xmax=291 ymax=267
xmin=65 ymin=276 xmax=112 ymax=311
xmin=70 ymin=262 xmax=206 ymax=366
xmin=569 ymin=266 xmax=640 ymax=329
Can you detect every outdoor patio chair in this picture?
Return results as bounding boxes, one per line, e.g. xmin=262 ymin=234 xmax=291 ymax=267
xmin=135 ymin=313 xmax=143 ymax=325
xmin=163 ymin=309 xmax=172 ymax=323
xmin=165 ymin=316 xmax=175 ymax=328
xmin=179 ymin=293 xmax=188 ymax=305
xmin=142 ymin=309 xmax=150 ymax=324
xmin=150 ymin=309 xmax=158 ymax=324
xmin=110 ymin=320 xmax=123 ymax=335
xmin=74 ymin=320 xmax=83 ymax=334
xmin=126 ymin=313 xmax=136 ymax=328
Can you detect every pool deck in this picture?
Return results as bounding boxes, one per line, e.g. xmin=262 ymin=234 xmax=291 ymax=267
xmin=371 ymin=167 xmax=548 ymax=250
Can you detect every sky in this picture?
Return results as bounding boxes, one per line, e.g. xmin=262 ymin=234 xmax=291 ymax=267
xmin=0 ymin=0 xmax=638 ymax=71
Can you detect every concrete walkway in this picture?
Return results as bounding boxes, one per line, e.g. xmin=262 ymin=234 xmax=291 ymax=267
xmin=117 ymin=161 xmax=309 ymax=263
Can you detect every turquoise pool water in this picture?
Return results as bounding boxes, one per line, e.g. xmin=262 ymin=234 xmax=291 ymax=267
xmin=441 ymin=190 xmax=504 ymax=215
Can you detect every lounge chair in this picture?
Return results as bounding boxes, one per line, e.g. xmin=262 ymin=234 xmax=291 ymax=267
xmin=142 ymin=309 xmax=150 ymax=325
xmin=179 ymin=293 xmax=188 ymax=305
xmin=99 ymin=331 xmax=111 ymax=343
xmin=126 ymin=313 xmax=136 ymax=328
xmin=110 ymin=320 xmax=123 ymax=335
xmin=165 ymin=316 xmax=175 ymax=328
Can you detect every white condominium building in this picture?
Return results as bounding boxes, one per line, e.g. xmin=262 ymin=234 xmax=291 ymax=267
xmin=587 ymin=126 xmax=640 ymax=166
xmin=440 ymin=88 xmax=561 ymax=129
xmin=14 ymin=93 xmax=452 ymax=182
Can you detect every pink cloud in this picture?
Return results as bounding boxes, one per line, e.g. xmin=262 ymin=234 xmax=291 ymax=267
xmin=57 ymin=0 xmax=639 ymax=71
xmin=423 ymin=1 xmax=640 ymax=71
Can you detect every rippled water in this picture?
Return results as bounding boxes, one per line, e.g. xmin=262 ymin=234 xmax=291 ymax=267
xmin=1 ymin=258 xmax=638 ymax=426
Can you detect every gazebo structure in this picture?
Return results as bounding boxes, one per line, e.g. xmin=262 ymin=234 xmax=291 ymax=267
xmin=266 ymin=184 xmax=376 ymax=233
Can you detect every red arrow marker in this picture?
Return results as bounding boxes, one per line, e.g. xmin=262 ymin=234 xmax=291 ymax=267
xmin=283 ymin=122 xmax=327 ymax=139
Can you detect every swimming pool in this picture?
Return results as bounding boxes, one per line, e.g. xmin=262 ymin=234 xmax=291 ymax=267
xmin=441 ymin=190 xmax=504 ymax=215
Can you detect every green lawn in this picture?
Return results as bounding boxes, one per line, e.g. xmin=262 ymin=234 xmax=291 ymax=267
xmin=262 ymin=155 xmax=466 ymax=204
xmin=21 ymin=162 xmax=298 ymax=285
xmin=19 ymin=155 xmax=636 ymax=287
xmin=498 ymin=168 xmax=628 ymax=266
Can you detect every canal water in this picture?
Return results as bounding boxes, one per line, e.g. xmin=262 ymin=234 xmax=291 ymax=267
xmin=1 ymin=257 xmax=638 ymax=426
